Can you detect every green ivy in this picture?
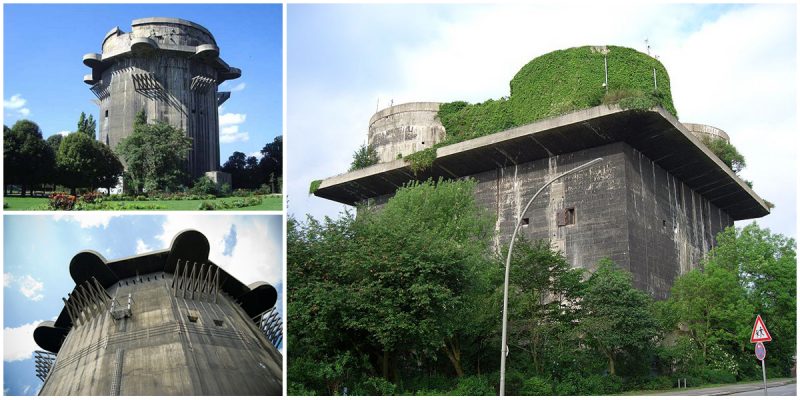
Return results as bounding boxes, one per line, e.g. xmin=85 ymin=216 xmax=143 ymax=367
xmin=403 ymin=147 xmax=437 ymax=174
xmin=437 ymin=45 xmax=677 ymax=146
xmin=309 ymin=179 xmax=322 ymax=195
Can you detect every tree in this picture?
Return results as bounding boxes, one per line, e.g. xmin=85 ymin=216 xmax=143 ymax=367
xmin=77 ymin=112 xmax=97 ymax=138
xmin=506 ymin=238 xmax=585 ymax=377
xmin=94 ymin=142 xmax=124 ymax=193
xmin=221 ymin=151 xmax=248 ymax=188
xmin=704 ymin=223 xmax=796 ymax=376
xmin=661 ymin=264 xmax=753 ymax=377
xmin=56 ymin=132 xmax=99 ymax=194
xmin=349 ymin=143 xmax=379 ymax=171
xmin=701 ymin=137 xmax=746 ymax=173
xmin=260 ymin=135 xmax=282 ymax=176
xmin=46 ymin=134 xmax=64 ymax=153
xmin=116 ymin=110 xmax=192 ymax=193
xmin=289 ymin=178 xmax=494 ymax=392
xmin=3 ymin=120 xmax=55 ymax=195
xmin=579 ymin=260 xmax=659 ymax=376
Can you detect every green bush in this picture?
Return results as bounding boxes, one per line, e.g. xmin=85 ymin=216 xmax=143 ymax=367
xmin=190 ymin=176 xmax=218 ymax=196
xmin=353 ymin=377 xmax=397 ymax=396
xmin=699 ymin=369 xmax=736 ymax=384
xmin=397 ymin=45 xmax=679 ymax=174
xmin=520 ymin=376 xmax=552 ymax=395
xmin=287 ymin=382 xmax=316 ymax=396
xmin=450 ymin=376 xmax=495 ymax=396
xmin=309 ymin=179 xmax=322 ymax=194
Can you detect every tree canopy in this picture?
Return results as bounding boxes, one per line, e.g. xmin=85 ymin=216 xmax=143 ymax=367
xmin=3 ymin=120 xmax=55 ymax=195
xmin=116 ymin=110 xmax=192 ymax=193
xmin=349 ymin=143 xmax=379 ymax=171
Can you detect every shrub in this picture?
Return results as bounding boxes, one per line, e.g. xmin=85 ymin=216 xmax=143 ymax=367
xmin=520 ymin=376 xmax=552 ymax=396
xmin=309 ymin=179 xmax=322 ymax=194
xmin=49 ymin=193 xmax=77 ymax=210
xmin=450 ymin=376 xmax=495 ymax=396
xmin=353 ymin=377 xmax=397 ymax=396
xmin=699 ymin=369 xmax=736 ymax=384
xmin=191 ymin=176 xmax=218 ymax=196
xmin=81 ymin=192 xmax=101 ymax=204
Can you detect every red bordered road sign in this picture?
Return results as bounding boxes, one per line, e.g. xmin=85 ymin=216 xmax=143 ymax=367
xmin=755 ymin=342 xmax=766 ymax=361
xmin=750 ymin=315 xmax=772 ymax=343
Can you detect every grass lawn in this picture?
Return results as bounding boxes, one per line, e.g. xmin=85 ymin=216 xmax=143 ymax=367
xmin=3 ymin=195 xmax=283 ymax=211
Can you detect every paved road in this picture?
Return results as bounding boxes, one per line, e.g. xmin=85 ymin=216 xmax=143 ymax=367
xmin=730 ymin=383 xmax=796 ymax=396
xmin=651 ymin=378 xmax=795 ymax=396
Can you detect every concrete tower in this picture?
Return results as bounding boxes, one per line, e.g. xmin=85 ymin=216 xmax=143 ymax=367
xmin=368 ymin=102 xmax=446 ymax=163
xmin=32 ymin=230 xmax=282 ymax=395
xmin=82 ymin=17 xmax=241 ymax=179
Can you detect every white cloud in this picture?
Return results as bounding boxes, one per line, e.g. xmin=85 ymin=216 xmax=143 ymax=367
xmin=220 ymin=126 xmax=250 ymax=143
xmin=4 ymin=320 xmax=44 ymax=362
xmin=4 ymin=94 xmax=26 ymax=109
xmin=56 ymin=130 xmax=70 ymax=136
xmin=230 ymin=82 xmax=247 ymax=92
xmin=135 ymin=239 xmax=152 ymax=255
xmin=248 ymin=151 xmax=262 ymax=159
xmin=5 ymin=273 xmax=45 ymax=301
xmin=3 ymin=94 xmax=32 ymax=118
xmin=17 ymin=275 xmax=44 ymax=301
xmin=52 ymin=214 xmax=117 ymax=229
xmin=219 ymin=112 xmax=249 ymax=143
xmin=155 ymin=216 xmax=282 ymax=286
xmin=219 ymin=112 xmax=247 ymax=126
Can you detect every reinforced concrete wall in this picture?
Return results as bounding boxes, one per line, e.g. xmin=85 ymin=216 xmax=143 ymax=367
xmin=39 ymin=272 xmax=281 ymax=395
xmin=368 ymin=142 xmax=733 ymax=299
xmin=368 ymin=102 xmax=445 ymax=163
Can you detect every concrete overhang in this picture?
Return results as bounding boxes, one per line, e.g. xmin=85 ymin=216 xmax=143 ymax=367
xmin=314 ymin=105 xmax=769 ymax=221
xmin=34 ymin=230 xmax=278 ymax=354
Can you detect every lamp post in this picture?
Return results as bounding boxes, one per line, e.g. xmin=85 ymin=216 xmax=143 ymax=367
xmin=499 ymin=157 xmax=603 ymax=396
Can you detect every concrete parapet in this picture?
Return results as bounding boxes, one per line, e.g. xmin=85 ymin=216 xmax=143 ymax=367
xmin=368 ymin=102 xmax=445 ymax=163
xmin=683 ymin=122 xmax=730 ymax=143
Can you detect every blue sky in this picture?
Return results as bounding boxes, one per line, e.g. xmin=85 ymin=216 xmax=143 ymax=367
xmin=287 ymin=3 xmax=796 ymax=239
xmin=3 ymin=3 xmax=282 ymax=162
xmin=3 ymin=214 xmax=284 ymax=396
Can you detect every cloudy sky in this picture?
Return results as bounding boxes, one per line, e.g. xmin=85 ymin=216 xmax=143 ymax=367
xmin=287 ymin=3 xmax=796 ymax=239
xmin=3 ymin=3 xmax=282 ymax=162
xmin=3 ymin=214 xmax=283 ymax=396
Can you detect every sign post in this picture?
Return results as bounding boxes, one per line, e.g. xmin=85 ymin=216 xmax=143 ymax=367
xmin=750 ymin=315 xmax=772 ymax=396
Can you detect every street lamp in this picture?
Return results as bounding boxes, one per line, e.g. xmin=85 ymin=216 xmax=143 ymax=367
xmin=499 ymin=157 xmax=603 ymax=396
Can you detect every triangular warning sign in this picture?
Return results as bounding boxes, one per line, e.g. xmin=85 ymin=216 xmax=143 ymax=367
xmin=750 ymin=315 xmax=772 ymax=343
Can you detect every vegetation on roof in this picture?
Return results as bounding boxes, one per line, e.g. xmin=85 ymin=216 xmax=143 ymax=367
xmin=411 ymin=45 xmax=677 ymax=173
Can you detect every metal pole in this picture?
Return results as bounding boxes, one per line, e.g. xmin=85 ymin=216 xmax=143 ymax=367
xmin=499 ymin=157 xmax=603 ymax=395
xmin=762 ymin=358 xmax=768 ymax=395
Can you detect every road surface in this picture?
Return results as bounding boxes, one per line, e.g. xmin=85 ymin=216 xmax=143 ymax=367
xmin=649 ymin=378 xmax=795 ymax=396
xmin=730 ymin=383 xmax=796 ymax=396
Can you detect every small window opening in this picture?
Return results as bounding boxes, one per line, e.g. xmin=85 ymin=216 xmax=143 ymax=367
xmin=187 ymin=310 xmax=200 ymax=323
xmin=421 ymin=141 xmax=425 ymax=145
xmin=521 ymin=218 xmax=529 ymax=227
xmin=105 ymin=110 xmax=109 ymax=118
xmin=213 ymin=319 xmax=224 ymax=327
xmin=662 ymin=220 xmax=667 ymax=227
xmin=558 ymin=208 xmax=576 ymax=226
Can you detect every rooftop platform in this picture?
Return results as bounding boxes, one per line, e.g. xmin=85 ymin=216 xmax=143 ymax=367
xmin=314 ymin=105 xmax=769 ymax=220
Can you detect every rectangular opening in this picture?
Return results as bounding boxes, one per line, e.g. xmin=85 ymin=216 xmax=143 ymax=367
xmin=565 ymin=208 xmax=575 ymax=225
xmin=521 ymin=218 xmax=529 ymax=227
xmin=558 ymin=208 xmax=576 ymax=226
xmin=213 ymin=319 xmax=224 ymax=327
xmin=104 ymin=110 xmax=109 ymax=118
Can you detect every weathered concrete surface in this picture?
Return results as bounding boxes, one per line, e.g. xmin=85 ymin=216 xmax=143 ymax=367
xmin=314 ymin=105 xmax=768 ymax=299
xmin=316 ymin=105 xmax=769 ymax=220
xmin=368 ymin=102 xmax=445 ymax=163
xmin=34 ymin=230 xmax=281 ymax=395
xmin=84 ymin=18 xmax=241 ymax=179
xmin=683 ymin=122 xmax=730 ymax=143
